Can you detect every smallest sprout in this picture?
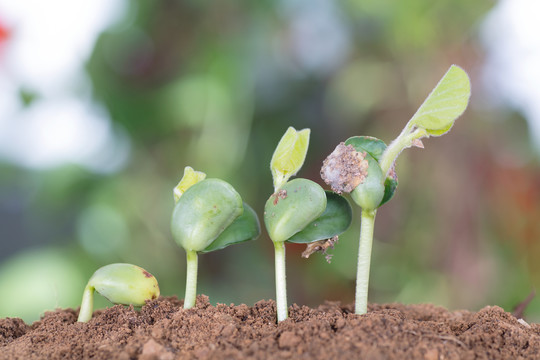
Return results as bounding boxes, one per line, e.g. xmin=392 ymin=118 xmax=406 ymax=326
xmin=77 ymin=263 xmax=160 ymax=322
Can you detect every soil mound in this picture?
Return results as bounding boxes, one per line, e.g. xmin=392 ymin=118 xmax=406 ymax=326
xmin=1 ymin=296 xmax=539 ymax=359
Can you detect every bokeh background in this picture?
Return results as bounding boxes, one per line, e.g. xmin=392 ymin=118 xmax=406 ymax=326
xmin=1 ymin=0 xmax=540 ymax=323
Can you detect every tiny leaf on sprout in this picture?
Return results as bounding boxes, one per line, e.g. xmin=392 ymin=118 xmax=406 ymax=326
xmin=408 ymin=64 xmax=471 ymax=136
xmin=77 ymin=263 xmax=160 ymax=322
xmin=270 ymin=127 xmax=311 ymax=191
xmin=287 ymin=192 xmax=352 ymax=244
xmin=264 ymin=178 xmax=327 ymax=243
xmin=171 ymin=178 xmax=243 ymax=252
xmin=200 ymin=203 xmax=260 ymax=253
xmin=173 ymin=166 xmax=207 ymax=202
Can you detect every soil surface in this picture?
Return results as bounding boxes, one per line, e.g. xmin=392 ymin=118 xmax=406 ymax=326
xmin=1 ymin=296 xmax=539 ymax=359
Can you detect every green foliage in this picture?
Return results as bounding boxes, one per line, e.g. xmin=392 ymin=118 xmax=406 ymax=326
xmin=264 ymin=178 xmax=327 ymax=243
xmin=344 ymin=136 xmax=397 ymax=209
xmin=287 ymin=192 xmax=353 ymax=244
xmin=270 ymin=127 xmax=311 ymax=191
xmin=407 ymin=65 xmax=471 ymax=136
xmin=171 ymin=179 xmax=244 ymax=252
xmin=173 ymin=166 xmax=207 ymax=202
xmin=350 ymin=155 xmax=385 ymax=211
xmin=201 ymin=203 xmax=261 ymax=253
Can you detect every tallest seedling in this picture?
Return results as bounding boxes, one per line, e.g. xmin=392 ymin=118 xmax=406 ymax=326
xmin=321 ymin=65 xmax=471 ymax=314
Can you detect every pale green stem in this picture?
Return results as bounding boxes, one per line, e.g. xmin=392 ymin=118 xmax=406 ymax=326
xmin=274 ymin=241 xmax=288 ymax=322
xmin=355 ymin=209 xmax=377 ymax=315
xmin=379 ymin=127 xmax=427 ymax=180
xmin=77 ymin=284 xmax=95 ymax=322
xmin=184 ymin=250 xmax=198 ymax=309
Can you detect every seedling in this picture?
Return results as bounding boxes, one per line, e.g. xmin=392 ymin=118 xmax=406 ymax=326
xmin=170 ymin=166 xmax=260 ymax=309
xmin=321 ymin=65 xmax=471 ymax=314
xmin=77 ymin=263 xmax=160 ymax=322
xmin=265 ymin=127 xmax=352 ymax=322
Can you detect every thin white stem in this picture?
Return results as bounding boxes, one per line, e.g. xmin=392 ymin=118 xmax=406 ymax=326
xmin=184 ymin=250 xmax=198 ymax=309
xmin=77 ymin=284 xmax=95 ymax=322
xmin=274 ymin=241 xmax=288 ymax=322
xmin=355 ymin=209 xmax=376 ymax=315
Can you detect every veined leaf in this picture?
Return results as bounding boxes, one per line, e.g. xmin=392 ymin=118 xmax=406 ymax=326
xmin=201 ymin=203 xmax=260 ymax=253
xmin=408 ymin=65 xmax=471 ymax=136
xmin=270 ymin=127 xmax=310 ymax=190
xmin=287 ymin=192 xmax=352 ymax=244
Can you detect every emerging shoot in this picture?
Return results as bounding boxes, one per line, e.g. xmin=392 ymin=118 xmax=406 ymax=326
xmin=170 ymin=167 xmax=260 ymax=309
xmin=265 ymin=127 xmax=352 ymax=322
xmin=321 ymin=65 xmax=471 ymax=315
xmin=77 ymin=263 xmax=160 ymax=322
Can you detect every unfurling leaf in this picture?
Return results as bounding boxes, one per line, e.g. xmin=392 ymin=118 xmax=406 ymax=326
xmin=270 ymin=127 xmax=310 ymax=190
xmin=173 ymin=166 xmax=207 ymax=202
xmin=408 ymin=65 xmax=471 ymax=136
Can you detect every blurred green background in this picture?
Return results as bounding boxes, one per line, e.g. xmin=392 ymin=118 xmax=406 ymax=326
xmin=1 ymin=0 xmax=540 ymax=323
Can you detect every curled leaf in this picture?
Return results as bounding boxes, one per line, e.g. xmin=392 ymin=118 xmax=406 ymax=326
xmin=270 ymin=127 xmax=310 ymax=190
xmin=173 ymin=166 xmax=207 ymax=202
xmin=350 ymin=154 xmax=385 ymax=210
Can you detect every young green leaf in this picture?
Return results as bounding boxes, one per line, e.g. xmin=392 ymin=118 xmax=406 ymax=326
xmin=344 ymin=136 xmax=398 ymax=208
xmin=270 ymin=127 xmax=311 ymax=191
xmin=408 ymin=65 xmax=471 ymax=136
xmin=78 ymin=263 xmax=160 ymax=322
xmin=344 ymin=136 xmax=387 ymax=161
xmin=350 ymin=154 xmax=385 ymax=210
xmin=287 ymin=192 xmax=352 ymax=244
xmin=200 ymin=203 xmax=260 ymax=253
xmin=173 ymin=166 xmax=207 ymax=203
xmin=171 ymin=178 xmax=243 ymax=252
xmin=264 ymin=178 xmax=326 ymax=243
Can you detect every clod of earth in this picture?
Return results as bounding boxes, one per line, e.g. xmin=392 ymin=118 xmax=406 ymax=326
xmin=320 ymin=142 xmax=369 ymax=194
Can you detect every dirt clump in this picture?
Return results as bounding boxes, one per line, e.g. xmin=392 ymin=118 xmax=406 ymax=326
xmin=1 ymin=296 xmax=539 ymax=359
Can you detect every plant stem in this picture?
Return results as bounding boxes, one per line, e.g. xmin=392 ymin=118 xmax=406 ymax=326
xmin=274 ymin=241 xmax=288 ymax=322
xmin=184 ymin=249 xmax=198 ymax=309
xmin=355 ymin=209 xmax=376 ymax=315
xmin=77 ymin=284 xmax=94 ymax=322
xmin=379 ymin=127 xmax=427 ymax=180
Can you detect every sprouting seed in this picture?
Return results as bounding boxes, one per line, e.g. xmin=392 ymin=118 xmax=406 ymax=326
xmin=77 ymin=263 xmax=160 ymax=322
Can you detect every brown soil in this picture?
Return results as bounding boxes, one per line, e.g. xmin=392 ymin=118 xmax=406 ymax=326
xmin=1 ymin=296 xmax=539 ymax=359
